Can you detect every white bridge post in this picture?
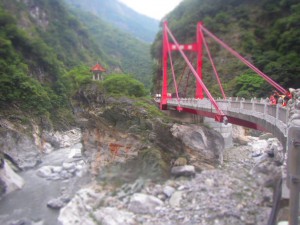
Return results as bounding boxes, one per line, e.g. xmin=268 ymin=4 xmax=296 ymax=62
xmin=287 ymin=127 xmax=300 ymax=225
xmin=287 ymin=89 xmax=300 ymax=225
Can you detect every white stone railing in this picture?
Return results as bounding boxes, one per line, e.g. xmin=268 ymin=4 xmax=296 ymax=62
xmin=166 ymin=97 xmax=289 ymax=137
xmin=158 ymin=89 xmax=300 ymax=223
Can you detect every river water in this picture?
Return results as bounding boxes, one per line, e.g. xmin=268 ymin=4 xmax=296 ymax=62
xmin=0 ymin=142 xmax=91 ymax=225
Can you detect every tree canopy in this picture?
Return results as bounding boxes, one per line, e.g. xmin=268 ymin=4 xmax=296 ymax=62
xmin=103 ymin=74 xmax=147 ymax=97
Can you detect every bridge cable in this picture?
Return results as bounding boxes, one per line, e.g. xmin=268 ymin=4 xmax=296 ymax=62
xmin=200 ymin=28 xmax=227 ymax=99
xmin=184 ymin=71 xmax=191 ymax=97
xmin=178 ymin=52 xmax=196 ymax=97
xmin=167 ymin=39 xmax=182 ymax=109
xmin=165 ymin=24 xmax=226 ymax=118
xmin=177 ymin=53 xmax=192 ymax=87
xmin=200 ymin=25 xmax=287 ymax=94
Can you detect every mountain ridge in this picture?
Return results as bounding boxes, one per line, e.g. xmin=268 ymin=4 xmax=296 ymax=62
xmin=64 ymin=0 xmax=159 ymax=43
xmin=0 ymin=0 xmax=154 ymax=123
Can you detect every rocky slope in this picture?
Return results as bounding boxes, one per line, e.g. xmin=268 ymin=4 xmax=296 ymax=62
xmin=0 ymin=83 xmax=224 ymax=200
xmin=56 ymin=84 xmax=285 ymax=224
xmin=57 ymin=133 xmax=285 ymax=225
xmin=0 ymin=84 xmax=289 ymax=224
xmin=72 ymin=83 xmax=225 ymax=181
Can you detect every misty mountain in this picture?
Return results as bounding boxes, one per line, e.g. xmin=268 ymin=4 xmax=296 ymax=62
xmin=64 ymin=0 xmax=160 ymax=43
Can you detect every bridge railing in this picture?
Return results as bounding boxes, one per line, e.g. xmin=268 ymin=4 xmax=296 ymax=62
xmin=166 ymin=88 xmax=300 ymax=225
xmin=167 ymin=97 xmax=289 ymax=137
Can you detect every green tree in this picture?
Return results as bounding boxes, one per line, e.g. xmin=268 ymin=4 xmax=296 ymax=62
xmin=63 ymin=65 xmax=93 ymax=96
xmin=103 ymin=74 xmax=147 ymax=97
xmin=232 ymin=72 xmax=269 ymax=98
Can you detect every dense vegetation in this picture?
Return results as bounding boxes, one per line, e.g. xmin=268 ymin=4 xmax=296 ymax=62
xmin=151 ymin=0 xmax=300 ymax=98
xmin=0 ymin=7 xmax=65 ymax=115
xmin=103 ymin=74 xmax=147 ymax=97
xmin=2 ymin=0 xmax=298 ymax=130
xmin=64 ymin=66 xmax=147 ymax=97
xmin=0 ymin=0 xmax=150 ymax=126
xmin=0 ymin=0 xmax=106 ymax=120
xmin=70 ymin=9 xmax=153 ymax=89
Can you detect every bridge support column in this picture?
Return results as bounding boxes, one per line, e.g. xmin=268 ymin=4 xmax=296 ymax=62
xmin=161 ymin=21 xmax=169 ymax=110
xmin=204 ymin=117 xmax=233 ymax=149
xmin=195 ymin=22 xmax=203 ymax=99
xmin=287 ymin=126 xmax=300 ymax=225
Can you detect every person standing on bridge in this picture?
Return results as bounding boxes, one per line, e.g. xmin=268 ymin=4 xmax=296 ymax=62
xmin=282 ymin=89 xmax=293 ymax=107
xmin=270 ymin=91 xmax=279 ymax=105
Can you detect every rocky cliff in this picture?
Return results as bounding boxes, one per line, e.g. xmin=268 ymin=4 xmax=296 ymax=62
xmin=0 ymin=83 xmax=225 ymax=198
xmin=73 ymin=83 xmax=225 ymax=181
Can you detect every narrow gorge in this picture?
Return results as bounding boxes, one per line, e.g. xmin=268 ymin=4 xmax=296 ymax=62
xmin=0 ymin=84 xmax=286 ymax=225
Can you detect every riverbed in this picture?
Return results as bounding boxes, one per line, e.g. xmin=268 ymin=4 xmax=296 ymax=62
xmin=0 ymin=143 xmax=91 ymax=225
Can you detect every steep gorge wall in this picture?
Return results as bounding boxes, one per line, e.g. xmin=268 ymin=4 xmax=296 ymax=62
xmin=73 ymin=84 xmax=225 ymax=179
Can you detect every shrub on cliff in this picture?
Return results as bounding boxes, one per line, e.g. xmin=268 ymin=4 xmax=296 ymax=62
xmin=62 ymin=65 xmax=94 ymax=96
xmin=103 ymin=74 xmax=147 ymax=97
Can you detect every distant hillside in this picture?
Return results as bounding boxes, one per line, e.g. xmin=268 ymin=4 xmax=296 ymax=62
xmin=0 ymin=0 xmax=154 ymax=124
xmin=0 ymin=0 xmax=106 ymax=117
xmin=151 ymin=0 xmax=300 ymax=97
xmin=65 ymin=7 xmax=153 ymax=89
xmin=64 ymin=0 xmax=159 ymax=43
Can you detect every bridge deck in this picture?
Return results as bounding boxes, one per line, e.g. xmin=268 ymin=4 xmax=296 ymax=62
xmin=163 ymin=98 xmax=288 ymax=147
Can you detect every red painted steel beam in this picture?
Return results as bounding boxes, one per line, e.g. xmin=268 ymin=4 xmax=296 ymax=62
xmin=168 ymin=43 xmax=198 ymax=52
xmin=226 ymin=116 xmax=267 ymax=131
xmin=165 ymin=24 xmax=226 ymax=121
xmin=199 ymin=28 xmax=226 ymax=99
xmin=161 ymin=21 xmax=169 ymax=110
xmin=199 ymin=24 xmax=287 ymax=95
xmin=196 ymin=22 xmax=203 ymax=99
xmin=172 ymin=106 xmax=267 ymax=131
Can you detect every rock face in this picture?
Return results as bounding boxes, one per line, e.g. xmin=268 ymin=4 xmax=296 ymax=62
xmin=0 ymin=114 xmax=81 ymax=172
xmin=75 ymin=93 xmax=225 ymax=180
xmin=232 ymin=125 xmax=250 ymax=145
xmin=0 ymin=160 xmax=24 ymax=196
xmin=170 ymin=124 xmax=224 ymax=169
xmin=58 ymin=188 xmax=105 ymax=225
xmin=0 ymin=129 xmax=41 ymax=170
xmin=251 ymin=138 xmax=285 ymax=188
xmin=56 ymin=131 xmax=287 ymax=225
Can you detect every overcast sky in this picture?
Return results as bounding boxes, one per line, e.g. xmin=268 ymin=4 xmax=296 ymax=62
xmin=118 ymin=0 xmax=183 ymax=20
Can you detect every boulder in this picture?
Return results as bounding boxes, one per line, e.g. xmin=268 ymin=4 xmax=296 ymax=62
xmin=36 ymin=166 xmax=53 ymax=178
xmin=0 ymin=130 xmax=41 ymax=170
xmin=232 ymin=125 xmax=250 ymax=145
xmin=163 ymin=185 xmax=175 ymax=198
xmin=169 ymin=191 xmax=183 ymax=208
xmin=128 ymin=193 xmax=163 ymax=214
xmin=250 ymin=138 xmax=284 ymax=188
xmin=93 ymin=207 xmax=136 ymax=225
xmin=47 ymin=196 xmax=71 ymax=209
xmin=0 ymin=160 xmax=24 ymax=196
xmin=171 ymin=165 xmax=196 ymax=178
xmin=58 ymin=188 xmax=105 ymax=225
xmin=170 ymin=124 xmax=224 ymax=166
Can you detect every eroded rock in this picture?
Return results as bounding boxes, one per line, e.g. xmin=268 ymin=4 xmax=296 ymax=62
xmin=0 ymin=160 xmax=24 ymax=196
xmin=171 ymin=165 xmax=196 ymax=177
xmin=93 ymin=207 xmax=136 ymax=225
xmin=128 ymin=193 xmax=163 ymax=214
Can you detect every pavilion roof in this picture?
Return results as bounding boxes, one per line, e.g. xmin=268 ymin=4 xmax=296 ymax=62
xmin=91 ymin=63 xmax=106 ymax=72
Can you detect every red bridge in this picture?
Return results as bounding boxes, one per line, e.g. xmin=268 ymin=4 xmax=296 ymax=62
xmin=157 ymin=21 xmax=300 ymax=225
